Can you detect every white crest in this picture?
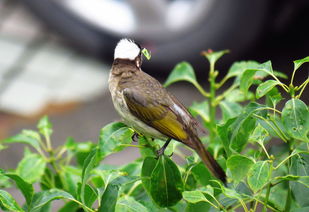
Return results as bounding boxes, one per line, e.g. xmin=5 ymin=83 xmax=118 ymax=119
xmin=114 ymin=39 xmax=140 ymax=60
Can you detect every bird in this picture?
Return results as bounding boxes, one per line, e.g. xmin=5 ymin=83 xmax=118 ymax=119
xmin=108 ymin=38 xmax=226 ymax=182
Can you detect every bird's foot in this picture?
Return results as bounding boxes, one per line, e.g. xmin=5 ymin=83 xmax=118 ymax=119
xmin=131 ymin=133 xmax=139 ymax=143
xmin=155 ymin=149 xmax=173 ymax=159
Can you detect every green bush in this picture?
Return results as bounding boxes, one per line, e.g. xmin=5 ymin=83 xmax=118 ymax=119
xmin=1 ymin=51 xmax=308 ymax=212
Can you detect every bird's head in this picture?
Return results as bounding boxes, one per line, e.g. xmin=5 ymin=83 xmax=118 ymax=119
xmin=114 ymin=38 xmax=142 ymax=68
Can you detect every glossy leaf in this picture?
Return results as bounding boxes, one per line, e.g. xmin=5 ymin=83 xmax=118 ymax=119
xmin=81 ymin=149 xmax=98 ymax=205
xmin=256 ymin=80 xmax=280 ymax=99
xmin=191 ymin=162 xmax=213 ymax=187
xmin=116 ymin=196 xmax=149 ymax=212
xmin=1 ymin=131 xmax=40 ymax=150
xmin=290 ymin=153 xmax=309 ymax=207
xmin=189 ymin=101 xmax=210 ymax=123
xmin=99 ymin=122 xmax=134 ymax=159
xmin=29 ymin=189 xmax=76 ymax=212
xmin=225 ymin=89 xmax=255 ymax=102
xmin=226 ymin=61 xmax=260 ymax=79
xmin=99 ymin=176 xmax=138 ymax=212
xmin=265 ymin=87 xmax=282 ymax=108
xmin=294 ymin=56 xmax=309 ymax=71
xmin=138 ymin=137 xmax=157 ymax=158
xmin=182 ymin=190 xmax=208 ymax=204
xmin=37 ymin=116 xmax=53 ymax=137
xmin=226 ymin=155 xmax=254 ymax=182
xmin=4 ymin=173 xmax=34 ymax=206
xmin=149 ymin=156 xmax=183 ymax=207
xmin=141 ymin=157 xmax=157 ymax=195
xmin=16 ymin=153 xmax=46 ymax=184
xmin=164 ymin=62 xmax=201 ymax=89
xmin=218 ymin=103 xmax=266 ymax=155
xmin=282 ymin=99 xmax=309 ymax=142
xmin=219 ymin=101 xmax=242 ymax=122
xmin=240 ymin=69 xmax=258 ymax=94
xmin=0 ymin=190 xmax=23 ymax=212
xmin=202 ymin=49 xmax=229 ymax=66
xmin=247 ymin=161 xmax=271 ymax=192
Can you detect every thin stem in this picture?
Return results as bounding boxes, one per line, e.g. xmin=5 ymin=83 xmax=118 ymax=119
xmin=44 ymin=134 xmax=52 ymax=152
xmin=119 ymin=144 xmax=145 ymax=148
xmin=71 ymin=199 xmax=95 ymax=212
xmin=296 ymin=77 xmax=309 ymax=91
xmin=126 ymin=181 xmax=141 ymax=196
xmin=270 ymin=118 xmax=289 ymax=141
xmin=194 ymin=82 xmax=210 ymax=97
xmin=274 ymin=151 xmax=306 ymax=170
xmin=296 ymin=78 xmax=309 ymax=98
xmin=215 ymin=83 xmax=238 ymax=105
xmin=290 ymin=67 xmax=300 ymax=87
xmin=208 ymin=68 xmax=217 ymax=142
xmin=216 ymin=75 xmax=230 ymax=89
xmin=258 ymin=142 xmax=271 ymax=160
xmin=254 ymin=107 xmax=282 ymax=115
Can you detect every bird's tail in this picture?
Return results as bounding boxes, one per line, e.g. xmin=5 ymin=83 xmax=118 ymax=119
xmin=189 ymin=135 xmax=226 ymax=183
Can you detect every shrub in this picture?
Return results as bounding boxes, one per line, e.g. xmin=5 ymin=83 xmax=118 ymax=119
xmin=1 ymin=51 xmax=308 ymax=212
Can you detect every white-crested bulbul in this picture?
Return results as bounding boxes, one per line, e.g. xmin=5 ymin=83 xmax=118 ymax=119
xmin=109 ymin=39 xmax=226 ymax=182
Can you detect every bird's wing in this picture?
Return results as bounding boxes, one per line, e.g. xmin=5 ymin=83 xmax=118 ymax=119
xmin=123 ymin=88 xmax=188 ymax=141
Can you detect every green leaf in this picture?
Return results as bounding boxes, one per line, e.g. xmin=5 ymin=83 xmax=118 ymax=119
xmin=189 ymin=101 xmax=209 ymax=123
xmin=256 ymin=80 xmax=280 ymax=99
xmin=116 ymin=196 xmax=149 ymax=212
xmin=227 ymin=61 xmax=260 ymax=79
xmin=99 ymin=122 xmax=134 ymax=159
xmin=247 ymin=161 xmax=271 ymax=192
xmin=141 ymin=48 xmax=151 ymax=60
xmin=226 ymin=155 xmax=254 ymax=182
xmin=294 ymin=56 xmax=309 ymax=71
xmin=239 ymin=61 xmax=274 ymax=95
xmin=219 ymin=101 xmax=242 ymax=122
xmin=16 ymin=153 xmax=46 ymax=184
xmin=81 ymin=149 xmax=98 ymax=205
xmin=58 ymin=201 xmax=80 ymax=212
xmin=182 ymin=190 xmax=208 ymax=204
xmin=265 ymin=87 xmax=282 ymax=108
xmin=282 ymin=99 xmax=309 ymax=142
xmin=218 ymin=103 xmax=266 ymax=155
xmin=83 ymin=184 xmax=97 ymax=208
xmin=291 ymin=207 xmax=309 ymax=212
xmin=99 ymin=176 xmax=138 ymax=212
xmin=1 ymin=132 xmax=40 ymax=150
xmin=290 ymin=153 xmax=309 ymax=207
xmin=138 ymin=137 xmax=156 ymax=158
xmin=149 ymin=156 xmax=183 ymax=207
xmin=185 ymin=201 xmax=211 ymax=212
xmin=191 ymin=162 xmax=213 ymax=187
xmin=0 ymin=190 xmax=23 ymax=212
xmin=141 ymin=157 xmax=157 ymax=195
xmin=164 ymin=62 xmax=199 ymax=88
xmin=37 ymin=116 xmax=53 ymax=137
xmin=4 ymin=173 xmax=34 ymax=206
xmin=225 ymin=89 xmax=255 ymax=102
xmin=29 ymin=189 xmax=76 ymax=212
xmin=240 ymin=69 xmax=258 ymax=95
xmin=202 ymin=50 xmax=229 ymax=66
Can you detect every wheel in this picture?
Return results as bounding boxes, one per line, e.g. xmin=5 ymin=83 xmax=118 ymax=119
xmin=21 ymin=0 xmax=270 ymax=73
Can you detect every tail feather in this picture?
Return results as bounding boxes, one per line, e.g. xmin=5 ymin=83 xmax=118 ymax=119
xmin=189 ymin=136 xmax=226 ymax=183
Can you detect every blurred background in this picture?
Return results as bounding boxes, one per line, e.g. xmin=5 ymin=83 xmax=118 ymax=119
xmin=0 ymin=0 xmax=309 ymax=168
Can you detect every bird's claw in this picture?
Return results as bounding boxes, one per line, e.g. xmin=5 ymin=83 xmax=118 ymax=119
xmin=131 ymin=133 xmax=139 ymax=143
xmin=155 ymin=149 xmax=173 ymax=159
